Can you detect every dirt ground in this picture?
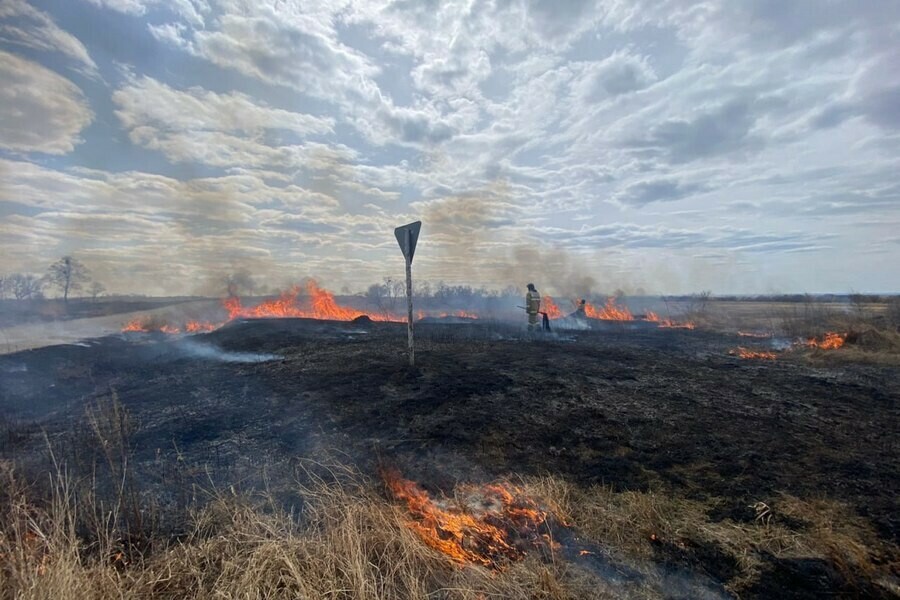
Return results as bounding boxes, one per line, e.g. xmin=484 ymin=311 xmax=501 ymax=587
xmin=1 ymin=318 xmax=898 ymax=598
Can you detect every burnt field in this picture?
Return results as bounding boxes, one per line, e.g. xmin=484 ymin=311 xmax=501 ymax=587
xmin=1 ymin=318 xmax=899 ymax=598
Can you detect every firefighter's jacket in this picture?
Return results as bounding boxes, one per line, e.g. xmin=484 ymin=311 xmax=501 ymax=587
xmin=525 ymin=290 xmax=541 ymax=315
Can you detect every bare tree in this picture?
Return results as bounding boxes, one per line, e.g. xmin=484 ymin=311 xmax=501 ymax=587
xmin=46 ymin=256 xmax=90 ymax=304
xmin=8 ymin=273 xmax=44 ymax=300
xmin=0 ymin=274 xmax=6 ymax=299
xmin=89 ymin=281 xmax=106 ymax=302
xmin=224 ymin=270 xmax=257 ymax=297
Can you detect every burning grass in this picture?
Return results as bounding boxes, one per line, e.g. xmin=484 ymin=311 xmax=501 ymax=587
xmin=0 ymin=459 xmax=613 ymax=600
xmin=121 ymin=280 xmax=401 ymax=335
xmin=585 ymin=297 xmax=633 ymax=321
xmin=381 ymin=468 xmax=556 ymax=569
xmin=805 ymin=331 xmax=847 ymax=350
xmin=4 ymin=364 xmax=900 ymax=600
xmin=3 ymin=453 xmax=897 ymax=600
xmin=645 ymin=311 xmax=696 ymax=330
xmin=729 ymin=347 xmax=778 ymax=360
xmin=223 ymin=280 xmax=399 ymax=322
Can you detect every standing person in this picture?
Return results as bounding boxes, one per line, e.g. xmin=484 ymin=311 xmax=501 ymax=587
xmin=572 ymin=299 xmax=587 ymax=319
xmin=525 ymin=283 xmax=541 ymax=330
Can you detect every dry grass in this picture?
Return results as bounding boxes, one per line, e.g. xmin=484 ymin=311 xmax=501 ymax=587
xmin=2 ymin=460 xmax=898 ymax=599
xmin=2 ymin=390 xmax=897 ymax=599
xmin=521 ymin=478 xmax=900 ymax=597
xmin=0 ymin=458 xmax=607 ymax=600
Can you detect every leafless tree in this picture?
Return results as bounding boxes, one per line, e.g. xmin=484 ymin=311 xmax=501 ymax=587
xmin=89 ymin=281 xmax=106 ymax=302
xmin=46 ymin=256 xmax=90 ymax=304
xmin=8 ymin=273 xmax=44 ymax=300
xmin=224 ymin=270 xmax=257 ymax=297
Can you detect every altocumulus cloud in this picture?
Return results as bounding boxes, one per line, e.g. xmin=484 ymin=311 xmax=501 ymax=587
xmin=0 ymin=0 xmax=898 ymax=294
xmin=0 ymin=52 xmax=93 ymax=155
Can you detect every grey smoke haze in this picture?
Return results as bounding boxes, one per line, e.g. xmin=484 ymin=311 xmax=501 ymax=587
xmin=174 ymin=339 xmax=281 ymax=363
xmin=0 ymin=0 xmax=898 ymax=295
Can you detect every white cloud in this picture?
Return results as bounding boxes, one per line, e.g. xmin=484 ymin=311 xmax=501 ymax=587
xmin=3 ymin=0 xmax=899 ymax=294
xmin=114 ymin=75 xmax=334 ymax=137
xmin=0 ymin=0 xmax=98 ymax=76
xmin=112 ymin=75 xmax=346 ymax=170
xmin=0 ymin=51 xmax=93 ymax=154
xmin=84 ymin=0 xmax=209 ymax=26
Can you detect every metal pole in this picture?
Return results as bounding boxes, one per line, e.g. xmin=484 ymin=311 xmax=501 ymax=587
xmin=406 ymin=230 xmax=414 ymax=366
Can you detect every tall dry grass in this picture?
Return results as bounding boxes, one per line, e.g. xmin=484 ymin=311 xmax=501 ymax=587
xmin=523 ymin=477 xmax=900 ymax=597
xmin=1 ymin=457 xmax=609 ymax=600
xmin=2 ymin=394 xmax=897 ymax=598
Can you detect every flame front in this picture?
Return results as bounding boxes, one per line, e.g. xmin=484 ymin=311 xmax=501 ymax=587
xmin=644 ymin=310 xmax=695 ymax=329
xmin=123 ymin=280 xmax=402 ymax=334
xmin=382 ymin=469 xmax=553 ymax=569
xmin=542 ymin=296 xmax=562 ymax=319
xmin=417 ymin=309 xmax=479 ymax=320
xmin=585 ymin=297 xmax=633 ymax=321
xmin=122 ymin=319 xmax=149 ymax=332
xmin=806 ymin=332 xmax=847 ymax=350
xmin=731 ymin=347 xmax=778 ymax=360
xmin=224 ymin=280 xmax=399 ymax=322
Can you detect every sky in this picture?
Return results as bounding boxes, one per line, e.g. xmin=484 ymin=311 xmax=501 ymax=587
xmin=0 ymin=0 xmax=898 ymax=297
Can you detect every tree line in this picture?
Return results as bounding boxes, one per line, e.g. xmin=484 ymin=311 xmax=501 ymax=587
xmin=0 ymin=256 xmax=105 ymax=303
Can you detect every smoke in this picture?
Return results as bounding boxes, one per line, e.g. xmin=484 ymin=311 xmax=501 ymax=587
xmin=173 ymin=339 xmax=281 ymax=363
xmin=416 ymin=183 xmax=639 ymax=300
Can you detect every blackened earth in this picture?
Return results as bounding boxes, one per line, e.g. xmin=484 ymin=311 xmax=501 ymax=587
xmin=1 ymin=318 xmax=898 ymax=598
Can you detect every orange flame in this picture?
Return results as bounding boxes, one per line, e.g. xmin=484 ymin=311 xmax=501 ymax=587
xmin=123 ymin=280 xmax=403 ymax=334
xmin=585 ymin=297 xmax=633 ymax=321
xmin=185 ymin=320 xmax=218 ymax=333
xmin=805 ymin=332 xmax=847 ymax=350
xmin=542 ymin=296 xmax=562 ymax=319
xmin=659 ymin=320 xmax=696 ymax=330
xmin=644 ymin=310 xmax=695 ymax=329
xmin=382 ymin=469 xmax=554 ymax=568
xmin=417 ymin=309 xmax=479 ymax=320
xmin=224 ymin=281 xmax=399 ymax=322
xmin=730 ymin=347 xmax=778 ymax=360
xmin=121 ymin=319 xmax=149 ymax=332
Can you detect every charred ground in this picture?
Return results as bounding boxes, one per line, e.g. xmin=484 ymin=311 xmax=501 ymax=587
xmin=1 ymin=319 xmax=898 ymax=598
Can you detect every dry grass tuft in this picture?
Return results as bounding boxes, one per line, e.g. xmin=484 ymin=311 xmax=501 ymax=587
xmin=1 ymin=459 xmax=599 ymax=600
xmin=2 ymin=451 xmax=897 ymax=599
xmin=519 ymin=478 xmax=900 ymax=596
xmin=802 ymin=328 xmax=900 ymax=366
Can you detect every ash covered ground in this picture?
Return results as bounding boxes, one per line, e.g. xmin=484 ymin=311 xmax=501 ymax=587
xmin=1 ymin=318 xmax=898 ymax=598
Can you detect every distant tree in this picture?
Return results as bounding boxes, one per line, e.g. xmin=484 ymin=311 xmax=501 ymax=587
xmin=8 ymin=273 xmax=44 ymax=300
xmin=89 ymin=281 xmax=106 ymax=302
xmin=46 ymin=256 xmax=90 ymax=304
xmin=224 ymin=270 xmax=257 ymax=297
xmin=0 ymin=274 xmax=6 ymax=299
xmin=414 ymin=280 xmax=433 ymax=298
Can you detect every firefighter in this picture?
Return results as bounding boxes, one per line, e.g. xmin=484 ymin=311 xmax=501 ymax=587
xmin=525 ymin=283 xmax=541 ymax=330
xmin=572 ymin=298 xmax=586 ymax=319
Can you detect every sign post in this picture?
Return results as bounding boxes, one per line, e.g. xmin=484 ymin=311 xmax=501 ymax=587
xmin=394 ymin=221 xmax=421 ymax=366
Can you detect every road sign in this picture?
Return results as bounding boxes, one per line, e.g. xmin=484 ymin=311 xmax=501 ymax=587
xmin=394 ymin=221 xmax=421 ymax=366
xmin=394 ymin=221 xmax=421 ymax=264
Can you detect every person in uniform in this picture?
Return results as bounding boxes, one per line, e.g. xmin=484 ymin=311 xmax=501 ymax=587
xmin=572 ymin=298 xmax=587 ymax=319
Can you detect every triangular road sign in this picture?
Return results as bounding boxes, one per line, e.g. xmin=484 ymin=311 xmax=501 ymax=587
xmin=395 ymin=221 xmax=421 ymax=263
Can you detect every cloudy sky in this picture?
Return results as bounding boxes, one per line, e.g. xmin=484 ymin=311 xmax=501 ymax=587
xmin=0 ymin=0 xmax=898 ymax=296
